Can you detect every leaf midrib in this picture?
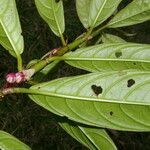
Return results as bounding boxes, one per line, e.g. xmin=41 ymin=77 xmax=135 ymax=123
xmin=29 ymin=88 xmax=150 ymax=106
xmin=63 ymin=57 xmax=150 ymax=63
xmin=91 ymin=0 xmax=107 ymax=28
xmin=51 ymin=0 xmax=63 ymax=37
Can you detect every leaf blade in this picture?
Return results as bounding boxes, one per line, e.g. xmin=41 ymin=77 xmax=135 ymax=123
xmin=79 ymin=127 xmax=117 ymax=150
xmin=60 ymin=122 xmax=117 ymax=150
xmin=107 ymin=0 xmax=150 ymax=28
xmin=0 ymin=0 xmax=24 ymax=57
xmin=0 ymin=130 xmax=31 ymax=150
xmin=60 ymin=122 xmax=97 ymax=150
xmin=63 ymin=43 xmax=150 ymax=72
xmin=102 ymin=33 xmax=126 ymax=43
xmin=35 ymin=0 xmax=65 ymax=37
xmin=29 ymin=71 xmax=150 ymax=131
xmin=76 ymin=0 xmax=122 ymax=29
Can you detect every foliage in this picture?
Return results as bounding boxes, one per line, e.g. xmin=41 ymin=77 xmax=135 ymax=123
xmin=0 ymin=0 xmax=150 ymax=149
xmin=0 ymin=131 xmax=30 ymax=150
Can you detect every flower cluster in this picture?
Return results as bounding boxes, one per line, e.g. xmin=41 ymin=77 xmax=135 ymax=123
xmin=6 ymin=72 xmax=26 ymax=84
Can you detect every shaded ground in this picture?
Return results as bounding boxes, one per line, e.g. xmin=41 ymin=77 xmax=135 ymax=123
xmin=0 ymin=0 xmax=150 ymax=150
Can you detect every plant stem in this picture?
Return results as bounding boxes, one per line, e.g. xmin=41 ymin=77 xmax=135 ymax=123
xmin=60 ymin=34 xmax=66 ymax=46
xmin=17 ymin=54 xmax=23 ymax=71
xmin=30 ymin=37 xmax=85 ymax=73
xmin=91 ymin=25 xmax=107 ymax=37
xmin=31 ymin=56 xmax=62 ymax=73
xmin=29 ymin=25 xmax=106 ymax=75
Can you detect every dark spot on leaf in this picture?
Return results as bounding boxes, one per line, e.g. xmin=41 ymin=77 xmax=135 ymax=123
xmin=115 ymin=51 xmax=122 ymax=58
xmin=38 ymin=87 xmax=41 ymax=89
xmin=91 ymin=85 xmax=103 ymax=96
xmin=133 ymin=62 xmax=136 ymax=66
xmin=127 ymin=79 xmax=135 ymax=88
xmin=110 ymin=111 xmax=113 ymax=116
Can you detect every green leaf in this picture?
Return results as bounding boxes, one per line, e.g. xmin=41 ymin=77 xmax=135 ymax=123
xmin=76 ymin=0 xmax=122 ymax=29
xmin=0 ymin=0 xmax=24 ymax=57
xmin=0 ymin=130 xmax=31 ymax=150
xmin=60 ymin=122 xmax=97 ymax=150
xmin=35 ymin=0 xmax=65 ymax=37
xmin=29 ymin=71 xmax=150 ymax=131
xmin=63 ymin=43 xmax=150 ymax=72
xmin=107 ymin=0 xmax=150 ymax=28
xmin=102 ymin=33 xmax=126 ymax=43
xmin=60 ymin=122 xmax=117 ymax=150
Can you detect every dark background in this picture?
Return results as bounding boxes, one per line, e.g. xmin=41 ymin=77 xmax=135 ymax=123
xmin=0 ymin=0 xmax=150 ymax=149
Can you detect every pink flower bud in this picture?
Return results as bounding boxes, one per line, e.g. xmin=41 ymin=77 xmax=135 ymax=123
xmin=5 ymin=69 xmax=34 ymax=84
xmin=6 ymin=73 xmax=16 ymax=83
xmin=15 ymin=72 xmax=25 ymax=83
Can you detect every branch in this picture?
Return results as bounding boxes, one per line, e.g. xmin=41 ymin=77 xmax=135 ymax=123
xmin=4 ymin=25 xmax=106 ymax=85
xmin=29 ymin=26 xmax=106 ymax=74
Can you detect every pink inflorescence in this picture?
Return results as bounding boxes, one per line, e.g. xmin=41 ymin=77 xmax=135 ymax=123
xmin=6 ymin=72 xmax=25 ymax=84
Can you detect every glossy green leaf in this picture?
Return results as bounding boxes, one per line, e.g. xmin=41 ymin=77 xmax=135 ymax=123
xmin=63 ymin=43 xmax=150 ymax=72
xmin=102 ymin=33 xmax=126 ymax=43
xmin=0 ymin=0 xmax=24 ymax=57
xmin=29 ymin=71 xmax=150 ymax=131
xmin=60 ymin=122 xmax=117 ymax=150
xmin=76 ymin=0 xmax=122 ymax=29
xmin=107 ymin=0 xmax=150 ymax=28
xmin=35 ymin=0 xmax=65 ymax=37
xmin=0 ymin=130 xmax=31 ymax=150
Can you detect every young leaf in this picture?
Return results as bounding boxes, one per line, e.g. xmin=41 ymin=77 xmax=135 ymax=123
xmin=0 ymin=0 xmax=24 ymax=57
xmin=63 ymin=43 xmax=150 ymax=72
xmin=29 ymin=71 xmax=150 ymax=131
xmin=35 ymin=0 xmax=65 ymax=37
xmin=60 ymin=122 xmax=117 ymax=150
xmin=107 ymin=0 xmax=150 ymax=28
xmin=0 ymin=130 xmax=31 ymax=150
xmin=76 ymin=0 xmax=122 ymax=29
xmin=102 ymin=33 xmax=126 ymax=43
